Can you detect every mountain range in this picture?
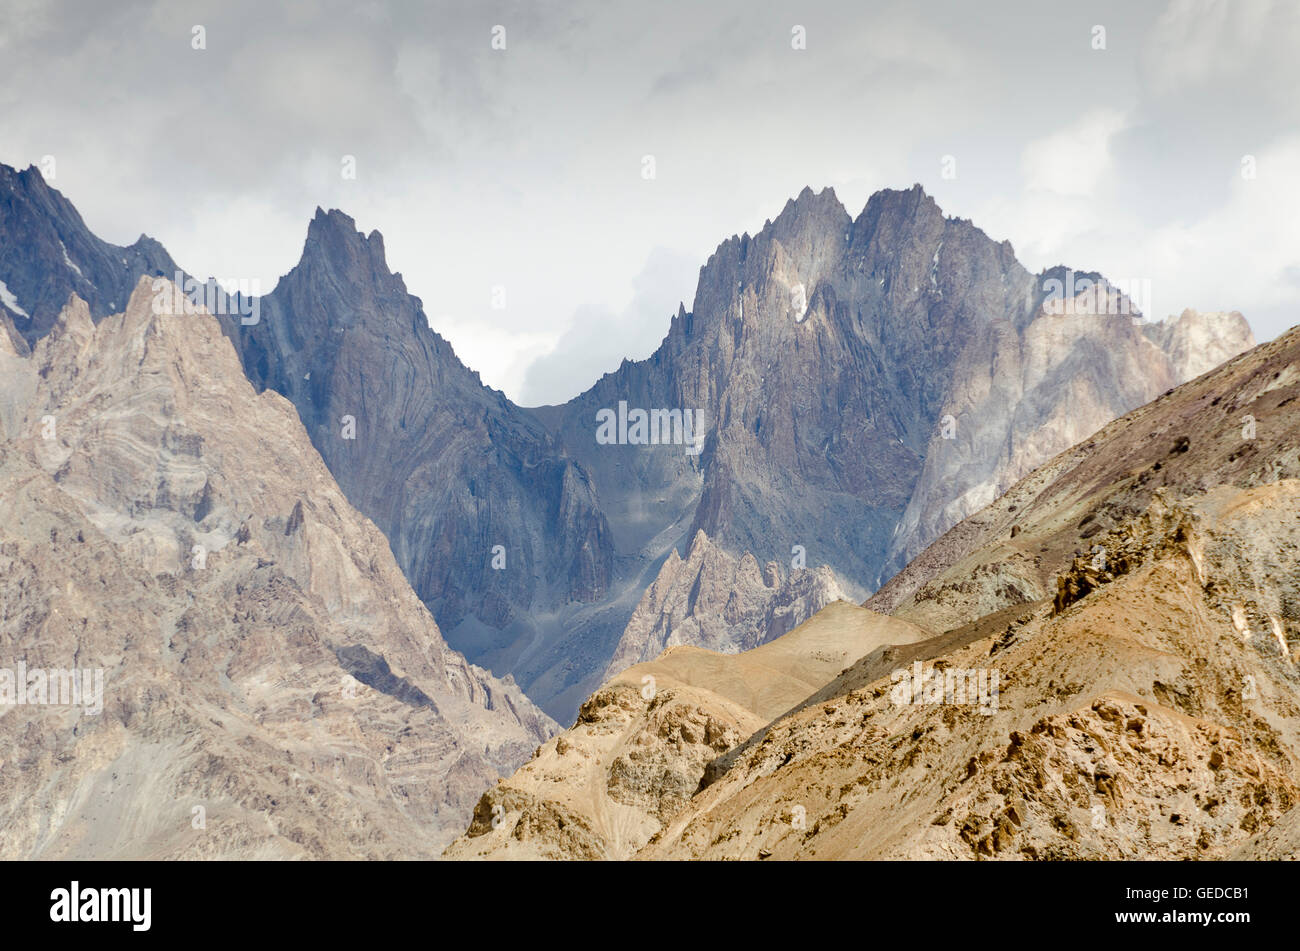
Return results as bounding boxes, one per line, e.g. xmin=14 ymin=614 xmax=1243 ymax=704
xmin=0 ymin=162 xmax=1254 ymax=732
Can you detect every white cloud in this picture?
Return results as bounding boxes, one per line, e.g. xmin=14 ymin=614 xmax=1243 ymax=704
xmin=518 ymin=246 xmax=699 ymax=406
xmin=1022 ymin=109 xmax=1129 ymax=197
xmin=1143 ymin=0 xmax=1292 ymax=96
xmin=428 ymin=315 xmax=558 ymax=397
xmin=1133 ymin=135 xmax=1300 ymax=331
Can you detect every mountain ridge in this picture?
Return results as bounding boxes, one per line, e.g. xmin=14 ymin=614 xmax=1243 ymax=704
xmin=0 ymin=164 xmax=1254 ymax=721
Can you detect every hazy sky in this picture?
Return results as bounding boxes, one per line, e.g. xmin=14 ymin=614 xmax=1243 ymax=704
xmin=2 ymin=0 xmax=1297 ymax=405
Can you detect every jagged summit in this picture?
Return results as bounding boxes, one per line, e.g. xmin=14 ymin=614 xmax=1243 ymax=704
xmin=214 ymin=207 xmax=616 ymax=710
xmin=306 ymin=205 xmax=383 ymax=248
xmin=541 ymin=172 xmax=1254 ymax=670
xmin=292 ymin=206 xmax=400 ymax=294
xmin=48 ymin=289 xmax=94 ymax=342
xmin=776 ymin=183 xmax=848 ymax=221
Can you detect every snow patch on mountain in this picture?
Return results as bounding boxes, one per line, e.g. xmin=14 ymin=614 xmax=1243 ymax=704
xmin=0 ymin=279 xmax=28 ymax=318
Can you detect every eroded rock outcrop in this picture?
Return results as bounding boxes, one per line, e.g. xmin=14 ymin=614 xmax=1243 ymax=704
xmin=601 ymin=529 xmax=844 ymax=680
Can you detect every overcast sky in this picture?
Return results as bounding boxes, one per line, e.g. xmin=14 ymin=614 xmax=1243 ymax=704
xmin=2 ymin=0 xmax=1297 ymax=405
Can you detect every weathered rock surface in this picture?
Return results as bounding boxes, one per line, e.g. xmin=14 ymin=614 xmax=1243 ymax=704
xmin=223 ymin=210 xmax=615 ymax=692
xmin=0 ymin=281 xmax=554 ymax=859
xmin=601 ymin=529 xmax=844 ymax=681
xmin=444 ymin=601 xmax=930 ymax=859
xmin=538 ymin=187 xmax=1253 ymax=707
xmin=1143 ymin=308 xmax=1256 ymax=382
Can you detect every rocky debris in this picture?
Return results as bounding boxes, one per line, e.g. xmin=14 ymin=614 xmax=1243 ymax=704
xmin=462 ymin=787 xmax=609 ymax=861
xmin=605 ymin=689 xmax=747 ymax=823
xmin=949 ymin=695 xmax=1295 ymax=860
xmin=445 ymin=675 xmax=763 ymax=860
xmin=1051 ymin=503 xmax=1194 ymax=614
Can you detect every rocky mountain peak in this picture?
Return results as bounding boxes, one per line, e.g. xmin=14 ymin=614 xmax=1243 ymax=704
xmin=858 ymin=181 xmax=939 ymax=219
xmin=0 ymin=278 xmax=556 ymax=857
xmin=293 ymin=206 xmax=407 ymax=304
xmin=686 ymin=527 xmax=711 ymax=557
xmin=4 ymin=163 xmax=58 ymax=205
xmin=0 ymin=173 xmax=1259 ymax=727
xmin=212 ymin=208 xmax=616 ymax=708
xmin=771 ymin=185 xmax=850 ymax=237
xmin=549 ymin=181 xmax=1255 ymax=692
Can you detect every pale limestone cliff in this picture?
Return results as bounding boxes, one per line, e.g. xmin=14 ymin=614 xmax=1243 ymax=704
xmin=0 ymin=281 xmax=555 ymax=859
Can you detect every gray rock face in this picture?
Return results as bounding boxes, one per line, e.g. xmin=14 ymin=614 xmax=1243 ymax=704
xmin=542 ymin=185 xmax=1254 ymax=605
xmin=878 ymin=290 xmax=1253 ymax=582
xmin=0 ymin=281 xmax=555 ymax=858
xmin=223 ymin=210 xmax=615 ymax=644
